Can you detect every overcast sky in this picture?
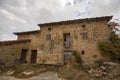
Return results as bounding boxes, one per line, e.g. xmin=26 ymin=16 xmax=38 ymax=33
xmin=0 ymin=0 xmax=120 ymax=41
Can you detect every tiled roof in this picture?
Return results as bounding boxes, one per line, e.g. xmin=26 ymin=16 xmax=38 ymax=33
xmin=0 ymin=39 xmax=31 ymax=45
xmin=14 ymin=30 xmax=40 ymax=35
xmin=38 ymin=16 xmax=113 ymax=27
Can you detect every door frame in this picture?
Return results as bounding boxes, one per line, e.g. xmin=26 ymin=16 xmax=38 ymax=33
xmin=30 ymin=50 xmax=37 ymax=63
xmin=20 ymin=49 xmax=28 ymax=64
xmin=63 ymin=51 xmax=72 ymax=64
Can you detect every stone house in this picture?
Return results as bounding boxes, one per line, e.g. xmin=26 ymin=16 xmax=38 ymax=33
xmin=0 ymin=16 xmax=112 ymax=66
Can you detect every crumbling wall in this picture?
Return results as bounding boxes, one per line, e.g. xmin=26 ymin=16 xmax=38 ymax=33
xmin=37 ymin=20 xmax=110 ymax=65
xmin=0 ymin=18 xmax=111 ymax=66
xmin=0 ymin=42 xmax=30 ymax=66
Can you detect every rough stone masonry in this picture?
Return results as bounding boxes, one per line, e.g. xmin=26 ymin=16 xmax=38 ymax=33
xmin=0 ymin=16 xmax=113 ymax=66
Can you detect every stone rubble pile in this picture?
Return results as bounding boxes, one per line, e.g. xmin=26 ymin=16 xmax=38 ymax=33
xmin=88 ymin=62 xmax=120 ymax=79
xmin=88 ymin=66 xmax=109 ymax=78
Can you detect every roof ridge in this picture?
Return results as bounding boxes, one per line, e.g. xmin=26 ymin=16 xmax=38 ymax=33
xmin=38 ymin=16 xmax=113 ymax=27
xmin=0 ymin=39 xmax=31 ymax=45
xmin=14 ymin=30 xmax=40 ymax=35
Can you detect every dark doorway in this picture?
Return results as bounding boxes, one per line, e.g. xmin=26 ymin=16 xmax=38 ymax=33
xmin=64 ymin=51 xmax=72 ymax=64
xmin=30 ymin=50 xmax=37 ymax=63
xmin=117 ymin=58 xmax=120 ymax=62
xmin=20 ymin=49 xmax=28 ymax=64
xmin=63 ymin=33 xmax=71 ymax=48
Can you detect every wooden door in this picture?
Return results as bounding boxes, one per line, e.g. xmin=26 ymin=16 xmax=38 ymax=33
xmin=64 ymin=51 xmax=72 ymax=64
xmin=30 ymin=50 xmax=37 ymax=63
xmin=20 ymin=49 xmax=27 ymax=63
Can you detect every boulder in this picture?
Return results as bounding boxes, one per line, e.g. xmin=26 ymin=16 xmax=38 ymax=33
xmin=22 ymin=70 xmax=34 ymax=75
xmin=108 ymin=64 xmax=120 ymax=79
xmin=101 ymin=66 xmax=106 ymax=70
xmin=102 ymin=72 xmax=108 ymax=76
xmin=94 ymin=73 xmax=102 ymax=78
xmin=88 ymin=69 xmax=93 ymax=74
xmin=7 ymin=70 xmax=15 ymax=75
xmin=103 ymin=62 xmax=119 ymax=66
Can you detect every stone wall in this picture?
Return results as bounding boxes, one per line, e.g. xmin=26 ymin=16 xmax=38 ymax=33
xmin=37 ymin=20 xmax=110 ymax=65
xmin=0 ymin=19 xmax=111 ymax=66
xmin=0 ymin=42 xmax=30 ymax=66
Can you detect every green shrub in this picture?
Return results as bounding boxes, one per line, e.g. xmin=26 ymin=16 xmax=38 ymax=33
xmin=73 ymin=51 xmax=82 ymax=64
xmin=98 ymin=27 xmax=120 ymax=62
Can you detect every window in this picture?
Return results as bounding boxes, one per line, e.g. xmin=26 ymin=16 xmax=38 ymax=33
xmin=93 ymin=55 xmax=97 ymax=58
xmin=48 ymin=27 xmax=51 ymax=30
xmin=12 ymin=53 xmax=14 ymax=56
xmin=82 ymin=24 xmax=86 ymax=28
xmin=46 ymin=34 xmax=51 ymax=40
xmin=63 ymin=33 xmax=71 ymax=48
xmin=81 ymin=51 xmax=85 ymax=55
xmin=82 ymin=32 xmax=87 ymax=40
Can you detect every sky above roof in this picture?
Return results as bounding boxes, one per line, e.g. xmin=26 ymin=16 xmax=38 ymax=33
xmin=0 ymin=0 xmax=120 ymax=41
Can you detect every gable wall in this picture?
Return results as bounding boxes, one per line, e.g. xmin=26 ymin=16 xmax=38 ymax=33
xmin=0 ymin=17 xmax=112 ymax=66
xmin=36 ymin=20 xmax=110 ymax=65
xmin=0 ymin=42 xmax=30 ymax=66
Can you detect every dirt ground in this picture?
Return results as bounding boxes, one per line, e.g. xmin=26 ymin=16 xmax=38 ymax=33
xmin=0 ymin=62 xmax=119 ymax=80
xmin=0 ymin=71 xmax=60 ymax=80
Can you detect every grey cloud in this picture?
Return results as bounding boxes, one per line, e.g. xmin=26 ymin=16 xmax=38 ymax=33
xmin=0 ymin=0 xmax=120 ymax=41
xmin=90 ymin=0 xmax=120 ymax=17
xmin=0 ymin=0 xmax=66 ymax=40
xmin=0 ymin=0 xmax=21 ymax=8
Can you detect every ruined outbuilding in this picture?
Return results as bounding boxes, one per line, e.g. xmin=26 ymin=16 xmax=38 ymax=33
xmin=0 ymin=16 xmax=113 ymax=66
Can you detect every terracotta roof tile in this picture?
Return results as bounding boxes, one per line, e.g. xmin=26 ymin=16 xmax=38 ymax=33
xmin=38 ymin=16 xmax=113 ymax=27
xmin=0 ymin=39 xmax=31 ymax=45
xmin=14 ymin=30 xmax=40 ymax=35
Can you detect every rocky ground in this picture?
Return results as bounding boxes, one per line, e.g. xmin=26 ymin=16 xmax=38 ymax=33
xmin=0 ymin=71 xmax=60 ymax=80
xmin=0 ymin=62 xmax=119 ymax=80
xmin=87 ymin=62 xmax=120 ymax=80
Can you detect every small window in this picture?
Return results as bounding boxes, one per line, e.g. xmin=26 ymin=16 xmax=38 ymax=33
xmin=46 ymin=34 xmax=51 ymax=40
xmin=82 ymin=24 xmax=86 ymax=28
xmin=82 ymin=32 xmax=87 ymax=40
xmin=81 ymin=51 xmax=85 ymax=55
xmin=48 ymin=27 xmax=51 ymax=30
xmin=117 ymin=58 xmax=120 ymax=62
xmin=93 ymin=55 xmax=97 ymax=58
xmin=12 ymin=53 xmax=14 ymax=56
